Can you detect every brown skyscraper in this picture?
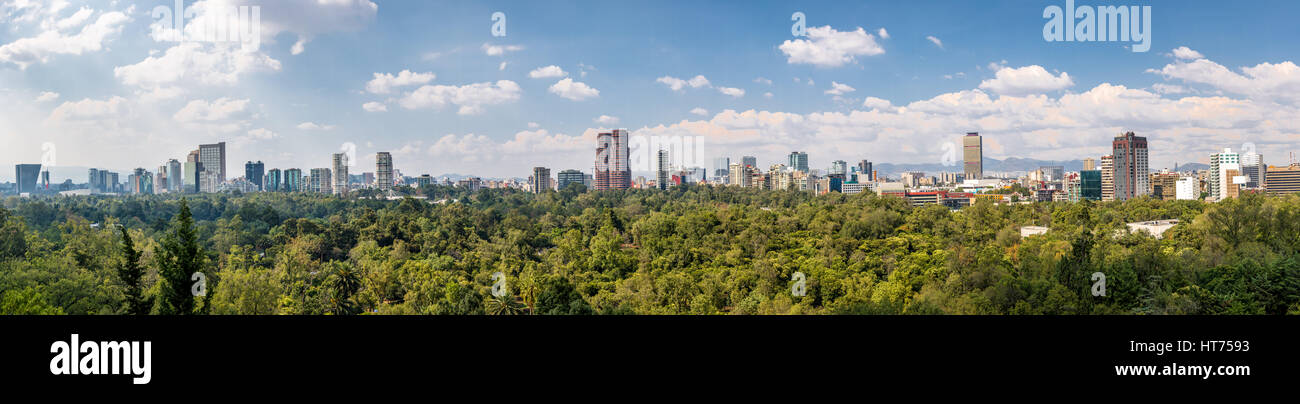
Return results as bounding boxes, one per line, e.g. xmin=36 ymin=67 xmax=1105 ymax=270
xmin=963 ymin=132 xmax=982 ymax=180
xmin=594 ymin=129 xmax=631 ymax=190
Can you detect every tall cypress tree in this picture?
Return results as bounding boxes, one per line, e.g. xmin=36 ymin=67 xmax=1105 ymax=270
xmin=116 ymin=226 xmax=148 ymax=315
xmin=156 ymin=199 xmax=205 ymax=315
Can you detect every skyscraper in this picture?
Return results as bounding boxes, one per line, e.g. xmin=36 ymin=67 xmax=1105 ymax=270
xmin=1101 ymin=155 xmax=1115 ymax=201
xmin=963 ymin=132 xmax=983 ymax=180
xmin=245 ymin=161 xmax=265 ymax=191
xmin=1111 ymin=132 xmax=1149 ymax=201
xmin=857 ymin=160 xmax=874 ymax=182
xmin=741 ymin=156 xmax=757 ymax=169
xmin=594 ymin=129 xmax=631 ymax=190
xmin=167 ymin=159 xmax=183 ymax=192
xmin=310 ymin=168 xmax=332 ymax=194
xmin=788 ymin=152 xmax=809 ymax=172
xmin=1210 ymin=148 xmax=1241 ymax=200
xmin=557 ymin=169 xmax=586 ymax=190
xmin=15 ymin=164 xmax=41 ymax=194
xmin=712 ymin=157 xmax=730 ymax=180
xmin=1240 ymin=150 xmax=1264 ymax=189
xmin=198 ymin=142 xmax=227 ymax=184
xmin=183 ymin=162 xmax=200 ymax=193
xmin=531 ymin=166 xmax=551 ymax=193
xmin=1082 ymin=157 xmax=1096 ymax=171
xmin=1080 ymin=170 xmax=1102 ymax=201
xmin=267 ymin=168 xmax=282 ymax=192
xmin=376 ymin=152 xmax=394 ymax=192
xmin=830 ymin=160 xmax=847 ymax=177
xmin=285 ymin=168 xmax=303 ymax=192
xmin=331 ymin=153 xmax=349 ymax=195
xmin=656 ymin=150 xmax=670 ymax=190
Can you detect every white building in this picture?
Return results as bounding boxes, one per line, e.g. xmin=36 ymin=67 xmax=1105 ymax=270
xmin=1209 ymin=148 xmax=1240 ymax=200
xmin=1175 ymin=177 xmax=1199 ymax=200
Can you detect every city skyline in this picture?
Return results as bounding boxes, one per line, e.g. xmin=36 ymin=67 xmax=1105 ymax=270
xmin=3 ymin=1 xmax=1300 ymax=182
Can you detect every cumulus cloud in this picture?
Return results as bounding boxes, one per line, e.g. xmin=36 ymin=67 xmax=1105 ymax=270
xmin=594 ymin=115 xmax=620 ymax=125
xmin=528 ymin=65 xmax=567 ymax=79
xmin=399 ymin=80 xmax=522 ymax=114
xmin=114 ymin=42 xmax=282 ymax=89
xmin=1171 ymin=46 xmax=1204 ymax=60
xmin=1148 ymin=56 xmax=1300 ymax=103
xmin=690 ymin=107 xmax=709 ymax=116
xmin=366 ymin=70 xmax=435 ymax=94
xmin=877 ymin=28 xmax=889 ymax=39
xmin=657 ymin=75 xmax=711 ymax=92
xmin=34 ymin=91 xmax=59 ymax=103
xmin=779 ymin=26 xmax=885 ymax=67
xmin=47 ymin=96 xmax=131 ymax=123
xmin=978 ymin=65 xmax=1075 ymax=96
xmin=297 ymin=122 xmax=336 ymax=130
xmin=173 ymin=98 xmax=250 ymax=122
xmin=825 ymin=82 xmax=856 ymax=96
xmin=0 ymin=8 xmax=131 ymax=69
xmin=926 ymin=35 xmax=944 ymax=49
xmin=717 ymin=87 xmax=745 ymax=98
xmin=548 ymin=78 xmax=599 ymax=101
xmin=362 ymin=101 xmax=387 ymax=112
xmin=861 ymin=96 xmax=893 ymax=110
xmin=482 ymin=42 xmax=523 ymax=56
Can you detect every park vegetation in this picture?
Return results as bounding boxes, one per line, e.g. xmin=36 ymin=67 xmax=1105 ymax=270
xmin=1 ymin=184 xmax=1298 ymax=315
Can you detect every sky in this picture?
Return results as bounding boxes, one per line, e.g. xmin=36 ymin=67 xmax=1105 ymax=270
xmin=2 ymin=0 xmax=1300 ymax=182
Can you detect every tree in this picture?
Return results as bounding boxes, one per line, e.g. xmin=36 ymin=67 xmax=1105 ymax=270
xmin=156 ymin=199 xmax=206 ymax=315
xmin=116 ymin=226 xmax=149 ymax=315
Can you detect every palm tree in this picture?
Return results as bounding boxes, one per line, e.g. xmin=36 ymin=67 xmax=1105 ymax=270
xmin=485 ymin=294 xmax=525 ymax=315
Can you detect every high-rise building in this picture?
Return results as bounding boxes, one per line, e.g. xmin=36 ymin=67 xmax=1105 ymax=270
xmin=310 ymin=168 xmax=332 ymax=194
xmin=198 ymin=142 xmax=227 ymax=184
xmin=1209 ymin=148 xmax=1241 ymax=200
xmin=788 ymin=152 xmax=809 ymax=172
xmin=183 ymin=162 xmax=200 ymax=193
xmin=15 ymin=164 xmax=41 ymax=194
xmin=40 ymin=170 xmax=49 ymax=191
xmin=285 ymin=168 xmax=303 ymax=192
xmin=1150 ymin=172 xmax=1179 ymax=200
xmin=741 ymin=156 xmax=757 ymax=169
xmin=1265 ymin=164 xmax=1300 ymax=195
xmin=656 ymin=150 xmax=670 ymax=190
xmin=830 ymin=160 xmax=847 ymax=177
xmin=594 ymin=129 xmax=631 ymax=190
xmin=712 ymin=157 xmax=730 ymax=181
xmin=167 ymin=159 xmax=183 ymax=192
xmin=1240 ymin=151 xmax=1264 ymax=189
xmin=1080 ymin=170 xmax=1102 ymax=201
xmin=557 ymin=169 xmax=586 ymax=191
xmin=1111 ymin=132 xmax=1149 ymax=201
xmin=531 ymin=167 xmax=552 ymax=193
xmin=331 ymin=153 xmax=349 ymax=195
xmin=1083 ymin=157 xmax=1096 ymax=171
xmin=963 ymin=132 xmax=983 ymax=180
xmin=265 ymin=168 xmax=281 ymax=192
xmin=1176 ymin=177 xmax=1199 ymax=200
xmin=857 ymin=160 xmax=874 ymax=182
xmin=245 ymin=161 xmax=265 ymax=191
xmin=1101 ymin=155 xmax=1116 ymax=201
xmin=376 ymin=152 xmax=394 ymax=192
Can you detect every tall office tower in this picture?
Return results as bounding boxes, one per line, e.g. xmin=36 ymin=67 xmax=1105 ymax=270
xmin=788 ymin=152 xmax=809 ymax=172
xmin=131 ymin=168 xmax=151 ymax=194
xmin=594 ymin=129 xmax=631 ymax=190
xmin=310 ymin=168 xmax=333 ymax=194
xmin=557 ymin=169 xmax=586 ymax=190
xmin=742 ymin=156 xmax=757 ymax=169
xmin=331 ymin=153 xmax=349 ymax=195
xmin=266 ymin=168 xmax=282 ymax=192
xmin=245 ymin=161 xmax=265 ymax=191
xmin=1111 ymin=132 xmax=1149 ymax=200
xmin=656 ymin=150 xmax=670 ymax=190
xmin=1150 ymin=173 xmax=1179 ymax=200
xmin=155 ymin=168 xmax=167 ymax=194
xmin=1265 ymin=164 xmax=1300 ymax=195
xmin=857 ymin=160 xmax=874 ymax=182
xmin=108 ymin=172 xmax=119 ymax=193
xmin=376 ymin=152 xmax=394 ymax=192
xmin=198 ymin=142 xmax=227 ymax=184
xmin=728 ymin=162 xmax=745 ymax=187
xmin=1209 ymin=148 xmax=1241 ymax=200
xmin=1176 ymin=177 xmax=1200 ymax=200
xmin=1240 ymin=151 xmax=1264 ymax=189
xmin=531 ymin=167 xmax=551 ymax=193
xmin=830 ymin=160 xmax=847 ymax=177
xmin=963 ymin=132 xmax=983 ymax=180
xmin=1080 ymin=170 xmax=1102 ymax=200
xmin=40 ymin=170 xmax=49 ymax=190
xmin=713 ymin=157 xmax=730 ymax=180
xmin=1082 ymin=157 xmax=1096 ymax=171
xmin=167 ymin=159 xmax=183 ymax=192
xmin=1101 ymin=155 xmax=1116 ymax=201
xmin=184 ymin=162 xmax=200 ymax=193
xmin=285 ymin=168 xmax=303 ymax=192
xmin=15 ymin=164 xmax=41 ymax=194
xmin=88 ymin=168 xmax=100 ymax=193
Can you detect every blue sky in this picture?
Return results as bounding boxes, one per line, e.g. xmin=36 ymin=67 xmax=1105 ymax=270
xmin=3 ymin=0 xmax=1300 ymax=182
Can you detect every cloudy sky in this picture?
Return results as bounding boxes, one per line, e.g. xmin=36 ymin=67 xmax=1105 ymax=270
xmin=2 ymin=0 xmax=1300 ymax=181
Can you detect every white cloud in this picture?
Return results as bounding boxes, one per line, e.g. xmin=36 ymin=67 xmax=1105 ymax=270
xmin=527 ymin=122 xmax=540 ymax=129
xmin=1148 ymin=57 xmax=1300 ymax=103
xmin=754 ymin=77 xmax=772 ymax=85
xmin=529 ymin=65 xmax=567 ymax=79
xmin=594 ymin=115 xmax=620 ymax=125
xmin=926 ymin=35 xmax=944 ymax=49
xmin=861 ymin=96 xmax=893 ymax=110
xmin=362 ymin=101 xmax=387 ymax=112
xmin=657 ymin=75 xmax=711 ymax=92
xmin=154 ymin=0 xmax=379 ymax=55
xmin=245 ymin=128 xmax=277 ymax=140
xmin=114 ymin=42 xmax=282 ymax=88
xmin=548 ymin=78 xmax=599 ymax=101
xmin=498 ymin=61 xmax=507 ymax=71
xmin=1171 ymin=46 xmax=1204 ymax=60
xmin=779 ymin=26 xmax=885 ymax=67
xmin=366 ymin=70 xmax=435 ymax=94
xmin=482 ymin=42 xmax=523 ymax=56
xmin=47 ymin=96 xmax=130 ymax=123
xmin=399 ymin=80 xmax=522 ymax=114
xmin=0 ymin=9 xmax=131 ymax=69
xmin=825 ymin=81 xmax=856 ymax=96
xmin=718 ymin=87 xmax=745 ymax=98
xmin=173 ymin=98 xmax=250 ymax=122
xmin=34 ymin=91 xmax=59 ymax=103
xmin=297 ymin=122 xmax=337 ymax=130
xmin=764 ymin=92 xmax=774 ymax=99
xmin=690 ymin=107 xmax=709 ymax=116
xmin=1151 ymin=83 xmax=1188 ymax=95
xmin=978 ymin=65 xmax=1074 ymax=96
xmin=877 ymin=28 xmax=889 ymax=39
